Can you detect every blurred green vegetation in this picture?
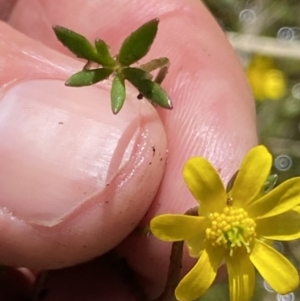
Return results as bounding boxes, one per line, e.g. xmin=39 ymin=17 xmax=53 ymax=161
xmin=204 ymin=0 xmax=300 ymax=185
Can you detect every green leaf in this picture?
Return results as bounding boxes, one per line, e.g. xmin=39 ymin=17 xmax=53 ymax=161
xmin=140 ymin=57 xmax=170 ymax=84
xmin=263 ymin=174 xmax=278 ymax=193
xmin=53 ymin=26 xmax=102 ymax=64
xmin=118 ymin=19 xmax=159 ymax=66
xmin=138 ymin=80 xmax=172 ymax=109
xmin=140 ymin=57 xmax=169 ymax=73
xmin=111 ymin=75 xmax=126 ymax=114
xmin=226 ymin=170 xmax=239 ymax=193
xmin=95 ymin=39 xmax=116 ymax=67
xmin=122 ymin=67 xmax=152 ymax=85
xmin=123 ymin=67 xmax=172 ymax=109
xmin=66 ymin=68 xmax=112 ymax=87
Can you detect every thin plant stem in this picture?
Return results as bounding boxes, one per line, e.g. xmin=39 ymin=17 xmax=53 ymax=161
xmin=154 ymin=241 xmax=184 ymax=301
xmin=154 ymin=206 xmax=199 ymax=301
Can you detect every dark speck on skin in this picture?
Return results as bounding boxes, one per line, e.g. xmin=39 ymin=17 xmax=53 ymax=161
xmin=58 ymin=122 xmax=64 ymax=125
xmin=149 ymin=162 xmax=152 ymax=165
xmin=152 ymin=146 xmax=156 ymax=156
xmin=106 ymin=183 xmax=110 ymax=186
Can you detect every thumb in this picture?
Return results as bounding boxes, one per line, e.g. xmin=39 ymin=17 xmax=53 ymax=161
xmin=0 ymin=21 xmax=167 ymax=268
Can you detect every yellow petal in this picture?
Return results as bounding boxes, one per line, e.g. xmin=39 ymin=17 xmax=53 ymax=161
xmin=183 ymin=157 xmax=226 ymax=214
xmin=256 ymin=210 xmax=300 ymax=240
xmin=186 ymin=234 xmax=206 ymax=257
xmin=150 ymin=214 xmax=208 ymax=242
xmin=175 ymin=246 xmax=223 ymax=301
xmin=231 ymin=145 xmax=272 ymax=208
xmin=293 ymin=205 xmax=300 ymax=214
xmin=247 ymin=177 xmax=300 ymax=219
xmin=250 ymin=239 xmax=299 ymax=294
xmin=226 ymin=252 xmax=255 ymax=301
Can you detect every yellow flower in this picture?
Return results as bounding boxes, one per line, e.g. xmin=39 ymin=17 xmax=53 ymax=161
xmin=150 ymin=145 xmax=300 ymax=301
xmin=246 ymin=56 xmax=286 ymax=101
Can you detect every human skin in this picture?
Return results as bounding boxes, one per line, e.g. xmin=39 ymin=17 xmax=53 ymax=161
xmin=0 ymin=0 xmax=257 ymax=300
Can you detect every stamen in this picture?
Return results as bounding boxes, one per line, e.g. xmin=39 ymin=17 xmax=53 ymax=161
xmin=206 ymin=205 xmax=256 ymax=256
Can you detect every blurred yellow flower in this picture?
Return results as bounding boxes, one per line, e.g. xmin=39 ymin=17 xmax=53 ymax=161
xmin=151 ymin=145 xmax=300 ymax=301
xmin=247 ymin=56 xmax=287 ymax=101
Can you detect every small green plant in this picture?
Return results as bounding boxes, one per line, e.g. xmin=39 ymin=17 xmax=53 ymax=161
xmin=53 ymin=19 xmax=172 ymax=114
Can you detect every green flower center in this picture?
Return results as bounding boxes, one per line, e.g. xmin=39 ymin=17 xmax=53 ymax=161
xmin=205 ymin=205 xmax=256 ymax=256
